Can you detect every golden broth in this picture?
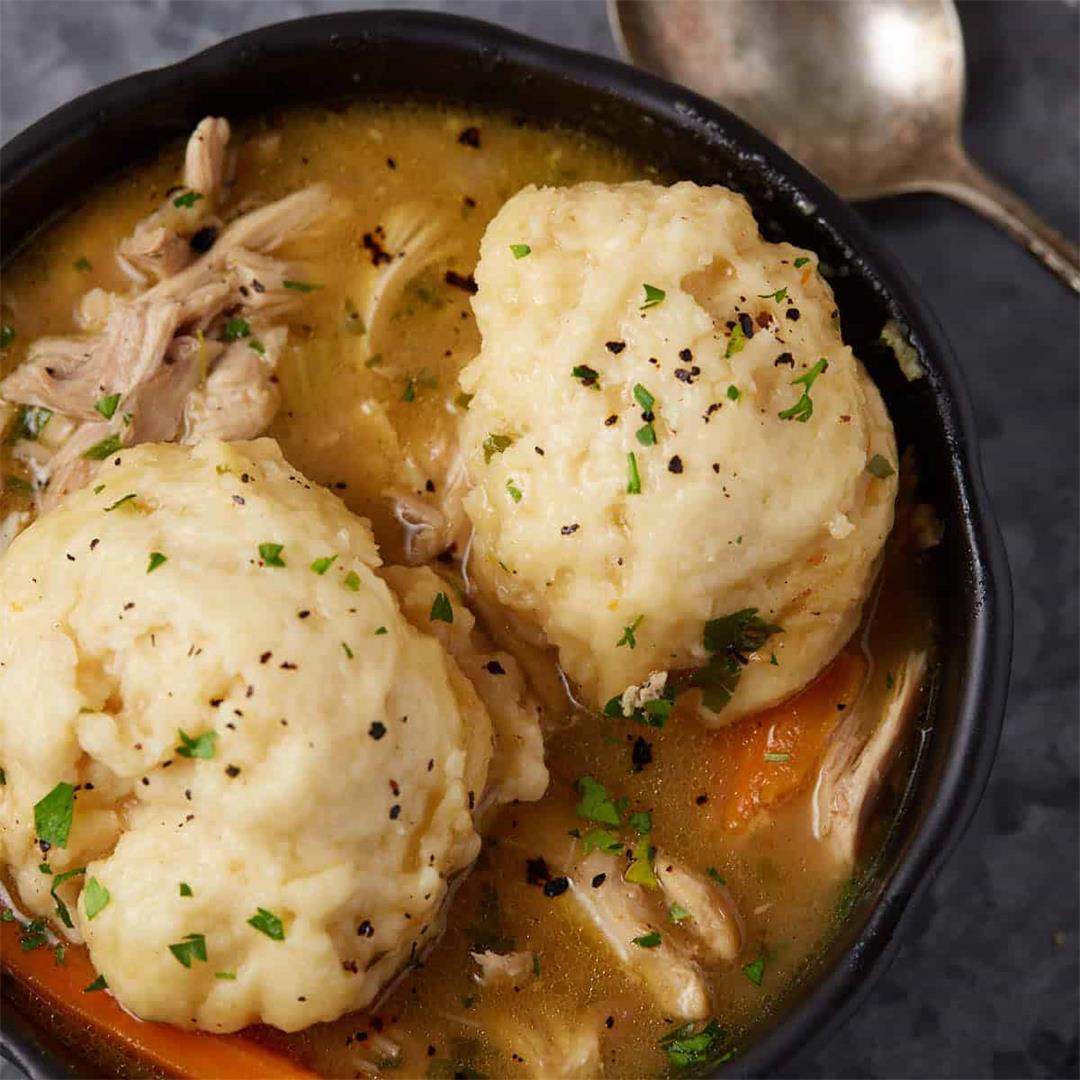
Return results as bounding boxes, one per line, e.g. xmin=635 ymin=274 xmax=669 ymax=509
xmin=0 ymin=103 xmax=933 ymax=1078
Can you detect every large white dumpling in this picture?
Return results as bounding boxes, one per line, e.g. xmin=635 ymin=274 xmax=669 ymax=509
xmin=0 ymin=439 xmax=495 ymax=1032
xmin=460 ymin=181 xmax=897 ymax=723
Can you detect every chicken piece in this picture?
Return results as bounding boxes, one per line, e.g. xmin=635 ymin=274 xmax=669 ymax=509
xmin=654 ymin=852 xmax=743 ymax=963
xmin=488 ymin=1013 xmax=604 ymax=1078
xmin=117 ymin=225 xmax=194 ymax=283
xmin=181 ymin=328 xmax=285 ymax=443
xmin=380 ymin=565 xmax=549 ymax=808
xmin=226 ymin=249 xmax=306 ymax=321
xmin=0 ymin=299 xmax=183 ymax=419
xmin=125 ymin=335 xmax=214 ymax=445
xmin=387 ymin=451 xmax=469 ymax=566
xmin=813 ymin=650 xmax=929 ymax=865
xmin=567 ymin=851 xmax=710 ymax=1020
xmin=183 ymin=116 xmax=231 ymax=196
xmin=37 ymin=420 xmax=121 ymax=512
xmin=471 ymin=949 xmax=537 ymax=988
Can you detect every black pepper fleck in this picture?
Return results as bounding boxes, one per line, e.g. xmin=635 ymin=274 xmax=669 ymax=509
xmin=543 ymin=877 xmax=570 ymax=898
xmin=369 ymin=722 xmax=387 ymax=741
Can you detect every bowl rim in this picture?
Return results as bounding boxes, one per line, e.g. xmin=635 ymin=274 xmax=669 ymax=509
xmin=0 ymin=10 xmax=1012 ymax=1079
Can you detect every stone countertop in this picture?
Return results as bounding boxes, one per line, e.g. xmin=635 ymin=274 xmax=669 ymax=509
xmin=1 ymin=2 xmax=1076 ymax=1078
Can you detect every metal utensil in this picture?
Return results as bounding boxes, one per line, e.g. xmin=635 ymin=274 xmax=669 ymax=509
xmin=609 ymin=0 xmax=1080 ymax=292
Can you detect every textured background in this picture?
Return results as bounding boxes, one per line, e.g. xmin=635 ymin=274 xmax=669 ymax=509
xmin=1 ymin=2 xmax=1077 ymax=1078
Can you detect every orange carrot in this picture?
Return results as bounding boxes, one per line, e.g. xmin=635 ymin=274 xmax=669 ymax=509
xmin=1 ymin=918 xmax=318 ymax=1079
xmin=710 ymin=646 xmax=867 ymax=830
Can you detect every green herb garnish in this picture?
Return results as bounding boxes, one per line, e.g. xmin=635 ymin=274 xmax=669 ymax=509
xmin=180 ymin=882 xmax=193 ymax=897
xmin=343 ymin=570 xmax=361 ymax=592
xmin=625 ymin=834 xmax=658 ymax=888
xmin=706 ymin=866 xmax=726 ymax=886
xmin=311 ymin=555 xmax=337 ymax=575
xmin=660 ymin=1019 xmax=725 ymax=1071
xmin=617 ymin=614 xmax=643 ymax=649
xmin=633 ymin=384 xmax=655 ymax=411
xmin=742 ymin=954 xmax=765 ymax=986
xmin=575 ymin=776 xmax=622 ymax=826
xmin=683 ymin=608 xmax=784 ymax=713
xmin=669 ymin=903 xmax=692 ymax=923
xmin=402 ymin=378 xmax=416 ymax=402
xmin=506 ymin=480 xmax=523 ymax=503
xmin=146 ymin=552 xmax=167 ymax=573
xmin=11 ymin=405 xmax=52 ymax=442
xmin=793 ymin=256 xmax=811 ymax=269
xmin=248 ymin=339 xmax=266 ymax=355
xmin=282 ymin=279 xmax=320 ymax=293
xmin=509 ymin=243 xmax=532 ymax=259
xmin=215 ymin=971 xmax=237 ymax=980
xmin=94 ymin=393 xmax=121 ymax=419
xmin=169 ymin=932 xmax=208 ymax=967
xmin=83 ymin=877 xmax=110 ymax=920
xmin=758 ymin=287 xmax=788 ymax=302
xmin=571 ymin=364 xmax=600 ymax=389
xmin=342 ymin=642 xmax=354 ymax=659
xmin=866 ymin=454 xmax=895 ymax=478
xmin=175 ymin=729 xmax=217 ymax=761
xmin=640 ymin=283 xmax=665 ymax=310
xmin=74 ymin=257 xmax=92 ymax=272
xmin=104 ymin=493 xmax=137 ymax=512
xmin=726 ymin=385 xmax=741 ymax=402
xmin=725 ymin=321 xmax=746 ymax=358
xmin=430 ymin=592 xmax=454 ymax=624
xmin=636 ymin=423 xmax=656 ymax=446
xmin=34 ymin=782 xmax=75 ymax=848
xmin=223 ymin=317 xmax=251 ymax=342
xmin=0 ymin=325 xmax=15 ymax=348
xmin=173 ymin=191 xmax=203 ymax=209
xmin=83 ymin=974 xmax=108 ymax=993
xmin=764 ymin=751 xmax=791 ymax=763
xmin=247 ymin=908 xmax=285 ymax=940
xmin=778 ymin=358 xmax=828 ymax=423
xmin=628 ymin=810 xmax=652 ymax=834
xmin=626 ymin=451 xmax=641 ymax=494
xmin=632 ymin=931 xmax=662 ymax=948
xmin=258 ymin=542 xmax=286 ymax=567
xmin=49 ymin=867 xmax=86 ymax=928
xmin=82 ymin=434 xmax=122 ymax=460
xmin=581 ymin=828 xmax=624 ymax=855
xmin=483 ymin=433 xmax=513 ymax=464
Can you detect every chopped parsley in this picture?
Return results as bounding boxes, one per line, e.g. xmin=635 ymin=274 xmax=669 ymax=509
xmin=430 ymin=592 xmax=454 ymax=624
xmin=706 ymin=866 xmax=726 ymax=886
xmin=778 ymin=357 xmax=828 ymax=422
xmin=758 ymin=287 xmax=788 ymax=302
xmin=5 ymin=475 xmax=33 ymax=495
xmin=625 ymin=834 xmax=658 ymax=888
xmin=49 ymin=867 xmax=86 ymax=928
xmin=311 ymin=555 xmax=337 ymax=575
xmin=575 ymin=776 xmax=622 ymax=826
xmin=725 ymin=321 xmax=746 ymax=358
xmin=604 ymin=690 xmax=674 ymax=729
xmin=258 ymin=542 xmax=286 ymax=567
xmin=483 ymin=433 xmax=514 ymax=464
xmin=793 ymin=256 xmax=811 ymax=269
xmin=19 ymin=917 xmax=49 ymax=951
xmin=669 ymin=902 xmax=692 ymax=923
xmin=581 ymin=828 xmax=624 ymax=855
xmin=0 ymin=325 xmax=14 ymax=348
xmin=770 ymin=652 xmax=780 ymax=666
xmin=341 ymin=642 xmax=354 ymax=659
xmin=34 ymin=782 xmax=75 ymax=848
xmin=83 ymin=974 xmax=108 ymax=993
xmin=640 ymin=283 xmax=665 ymax=310
xmin=83 ymin=877 xmax=110 ymax=920
xmin=223 ymin=317 xmax=251 ymax=342
xmin=764 ymin=751 xmax=791 ymax=763
xmin=74 ymin=257 xmax=92 ymax=272
xmin=866 ymin=454 xmax=895 ymax=478
xmin=402 ymin=378 xmax=416 ymax=402
xmin=506 ymin=479 xmax=523 ymax=503
xmin=179 ymin=882 xmax=193 ymax=897
xmin=248 ymin=339 xmax=266 ymax=355
xmin=628 ymin=810 xmax=652 ymax=834
xmin=626 ymin=451 xmax=641 ymax=494
xmin=104 ymin=492 xmax=137 ymax=512
xmin=169 ymin=932 xmax=208 ymax=967
xmin=659 ymin=1019 xmax=725 ymax=1071
xmin=146 ymin=551 xmax=167 ymax=574
xmin=742 ymin=954 xmax=766 ymax=986
xmin=172 ymin=191 xmax=203 ymax=209
xmin=82 ymin=433 xmax=123 ymax=460
xmin=215 ymin=971 xmax=237 ymax=980
xmin=617 ymin=614 xmax=643 ymax=649
xmin=683 ymin=608 xmax=783 ymax=713
xmin=247 ymin=907 xmax=285 ymax=940
xmin=509 ymin=243 xmax=532 ymax=259
xmin=343 ymin=570 xmax=361 ymax=592
xmin=375 ymin=626 xmax=388 ymax=636
xmin=282 ymin=279 xmax=320 ymax=293
xmin=633 ymin=383 xmax=655 ymax=411
xmin=571 ymin=364 xmax=601 ymax=389
xmin=11 ymin=405 xmax=52 ymax=441
xmin=175 ymin=729 xmax=217 ymax=760
xmin=632 ymin=931 xmax=662 ymax=948
xmin=636 ymin=423 xmax=657 ymax=446
xmin=94 ymin=393 xmax=121 ymax=419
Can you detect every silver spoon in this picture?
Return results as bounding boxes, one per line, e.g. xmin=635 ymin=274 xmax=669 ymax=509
xmin=609 ymin=0 xmax=1080 ymax=292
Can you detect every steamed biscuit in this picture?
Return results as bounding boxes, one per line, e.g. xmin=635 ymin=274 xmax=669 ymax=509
xmin=460 ymin=181 xmax=897 ymax=724
xmin=0 ymin=439 xmax=498 ymax=1032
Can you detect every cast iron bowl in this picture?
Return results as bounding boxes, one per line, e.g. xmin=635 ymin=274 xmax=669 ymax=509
xmin=0 ymin=11 xmax=1011 ymax=1078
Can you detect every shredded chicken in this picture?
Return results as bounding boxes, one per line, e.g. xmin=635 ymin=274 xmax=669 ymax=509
xmin=470 ymin=949 xmax=537 ymax=988
xmin=488 ymin=1012 xmax=604 ymax=1078
xmin=654 ymin=851 xmax=743 ymax=963
xmin=0 ymin=116 xmax=329 ymax=516
xmin=567 ymin=851 xmax=710 ymax=1021
xmin=813 ymin=650 xmax=929 ymax=865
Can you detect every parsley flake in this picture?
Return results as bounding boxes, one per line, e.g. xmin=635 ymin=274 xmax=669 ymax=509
xmin=176 ymin=729 xmax=217 ymax=760
xmin=104 ymin=493 xmax=137 ymax=512
xmin=483 ymin=433 xmax=514 ymax=464
xmin=764 ymin=751 xmax=791 ymax=762
xmin=12 ymin=405 xmax=52 ymax=441
xmin=215 ymin=971 xmax=236 ymax=980
xmin=632 ymin=931 xmax=662 ymax=948
xmin=669 ymin=902 xmax=692 ymax=923
xmin=725 ymin=321 xmax=746 ymax=358
xmin=169 ymin=932 xmax=208 ymax=967
xmin=793 ymin=256 xmax=811 ymax=269
xmin=83 ymin=877 xmax=110 ymax=920
xmin=343 ymin=570 xmax=361 ymax=592
xmin=866 ymin=454 xmax=895 ymax=478
xmin=341 ymin=642 xmax=354 ymax=659
xmin=172 ymin=191 xmax=203 ymax=209
xmin=626 ymin=451 xmax=641 ymax=494
xmin=706 ymin=866 xmax=726 ymax=886
xmin=34 ymin=782 xmax=75 ymax=848
xmin=509 ymin=243 xmax=532 ymax=259
xmin=726 ymin=384 xmax=741 ymax=402
xmin=640 ymin=283 xmax=665 ymax=310
xmin=83 ymin=974 xmax=108 ymax=993
xmin=282 ymin=279 xmax=320 ymax=293
xmin=636 ymin=423 xmax=657 ymax=446
xmin=49 ymin=867 xmax=86 ymax=928
xmin=0 ymin=325 xmax=14 ymax=348
xmin=180 ymin=882 xmax=193 ymax=897
xmin=571 ymin=364 xmax=601 ymax=389
xmin=223 ymin=317 xmax=251 ymax=342
xmin=625 ymin=834 xmax=659 ymax=888
xmin=742 ymin=954 xmax=766 ymax=986
xmin=258 ymin=542 xmax=286 ymax=567
xmin=74 ymin=257 xmax=92 ymax=272
xmin=575 ymin=776 xmax=622 ymax=826
xmin=311 ymin=555 xmax=337 ymax=575
xmin=147 ymin=552 xmax=167 ymax=573
xmin=660 ymin=1019 xmax=725 ymax=1071
xmin=247 ymin=907 xmax=285 ymax=940
xmin=778 ymin=358 xmax=828 ymax=422
xmin=628 ymin=810 xmax=652 ymax=834
xmin=633 ymin=384 xmax=655 ymax=411
xmin=82 ymin=434 xmax=122 ymax=460
xmin=581 ymin=828 xmax=624 ymax=855
xmin=430 ymin=592 xmax=454 ymax=624
xmin=758 ymin=287 xmax=788 ymax=302
xmin=506 ymin=479 xmax=523 ymax=503
xmin=94 ymin=393 xmax=121 ymax=420
xmin=617 ymin=614 xmax=644 ymax=649
xmin=248 ymin=339 xmax=265 ymax=355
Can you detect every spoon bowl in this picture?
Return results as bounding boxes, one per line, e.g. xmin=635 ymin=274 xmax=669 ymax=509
xmin=611 ymin=0 xmax=1079 ymax=290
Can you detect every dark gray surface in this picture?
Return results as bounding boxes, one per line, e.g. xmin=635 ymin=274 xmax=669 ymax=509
xmin=1 ymin=2 xmax=1076 ymax=1078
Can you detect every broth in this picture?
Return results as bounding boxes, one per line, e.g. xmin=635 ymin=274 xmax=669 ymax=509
xmin=0 ymin=103 xmax=933 ymax=1078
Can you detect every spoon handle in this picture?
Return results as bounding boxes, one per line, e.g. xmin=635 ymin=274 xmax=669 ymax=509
xmin=921 ymin=149 xmax=1080 ymax=293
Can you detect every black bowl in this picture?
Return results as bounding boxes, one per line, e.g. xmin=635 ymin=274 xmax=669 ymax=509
xmin=0 ymin=11 xmax=1012 ymax=1079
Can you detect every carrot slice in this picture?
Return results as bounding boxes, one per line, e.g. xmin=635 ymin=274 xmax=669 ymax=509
xmin=1 ymin=918 xmax=318 ymax=1079
xmin=711 ymin=646 xmax=868 ymax=830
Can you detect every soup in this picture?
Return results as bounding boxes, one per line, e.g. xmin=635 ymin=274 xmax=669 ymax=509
xmin=0 ymin=103 xmax=934 ymax=1078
